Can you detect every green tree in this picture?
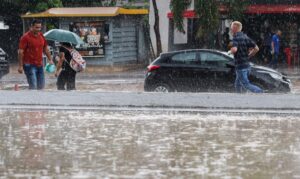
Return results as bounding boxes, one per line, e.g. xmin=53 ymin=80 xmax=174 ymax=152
xmin=13 ymin=0 xmax=63 ymax=13
xmin=225 ymin=0 xmax=249 ymax=21
xmin=194 ymin=0 xmax=219 ymax=40
xmin=170 ymin=0 xmax=191 ymax=33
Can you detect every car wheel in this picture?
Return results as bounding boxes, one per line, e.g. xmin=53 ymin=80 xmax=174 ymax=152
xmin=153 ymin=83 xmax=172 ymax=93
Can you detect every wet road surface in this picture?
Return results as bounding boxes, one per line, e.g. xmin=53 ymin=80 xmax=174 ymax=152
xmin=1 ymin=65 xmax=300 ymax=93
xmin=1 ymin=109 xmax=300 ymax=178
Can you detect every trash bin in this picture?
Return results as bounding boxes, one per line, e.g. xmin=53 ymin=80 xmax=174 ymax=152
xmin=0 ymin=48 xmax=9 ymax=79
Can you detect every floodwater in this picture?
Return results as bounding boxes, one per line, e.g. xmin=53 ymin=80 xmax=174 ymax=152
xmin=1 ymin=109 xmax=300 ymax=178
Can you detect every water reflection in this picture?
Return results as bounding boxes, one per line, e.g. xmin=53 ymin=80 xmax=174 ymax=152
xmin=0 ymin=110 xmax=300 ymax=178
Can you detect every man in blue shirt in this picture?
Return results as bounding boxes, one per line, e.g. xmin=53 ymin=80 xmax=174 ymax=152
xmin=269 ymin=30 xmax=282 ymax=69
xmin=229 ymin=21 xmax=263 ymax=93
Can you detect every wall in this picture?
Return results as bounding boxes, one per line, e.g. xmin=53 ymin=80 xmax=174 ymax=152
xmin=111 ymin=16 xmax=138 ymax=64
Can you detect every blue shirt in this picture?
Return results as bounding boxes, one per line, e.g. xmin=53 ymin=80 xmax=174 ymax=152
xmin=232 ymin=32 xmax=256 ymax=69
xmin=272 ymin=34 xmax=280 ymax=54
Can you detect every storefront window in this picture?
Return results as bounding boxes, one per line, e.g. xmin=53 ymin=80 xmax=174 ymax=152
xmin=70 ymin=21 xmax=107 ymax=57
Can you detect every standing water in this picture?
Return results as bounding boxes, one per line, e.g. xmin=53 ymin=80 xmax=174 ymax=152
xmin=0 ymin=109 xmax=300 ymax=178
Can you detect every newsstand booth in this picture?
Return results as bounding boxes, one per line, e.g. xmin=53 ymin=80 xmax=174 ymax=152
xmin=21 ymin=7 xmax=148 ymax=66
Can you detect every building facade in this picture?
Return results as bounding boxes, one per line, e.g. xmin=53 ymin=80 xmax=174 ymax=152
xmin=150 ymin=0 xmax=300 ymax=65
xmin=22 ymin=7 xmax=149 ymax=66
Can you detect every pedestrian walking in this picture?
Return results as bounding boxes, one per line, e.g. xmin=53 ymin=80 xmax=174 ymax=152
xmin=18 ymin=20 xmax=53 ymax=90
xmin=55 ymin=42 xmax=77 ymax=90
xmin=229 ymin=21 xmax=263 ymax=93
xmin=269 ymin=30 xmax=282 ymax=69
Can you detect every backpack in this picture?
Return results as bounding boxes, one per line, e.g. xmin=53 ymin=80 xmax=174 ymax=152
xmin=62 ymin=46 xmax=86 ymax=72
xmin=69 ymin=49 xmax=86 ymax=72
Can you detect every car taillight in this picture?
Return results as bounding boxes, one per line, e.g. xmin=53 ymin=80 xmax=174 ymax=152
xmin=147 ymin=65 xmax=160 ymax=72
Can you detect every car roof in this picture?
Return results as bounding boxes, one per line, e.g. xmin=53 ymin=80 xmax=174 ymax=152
xmin=160 ymin=49 xmax=225 ymax=58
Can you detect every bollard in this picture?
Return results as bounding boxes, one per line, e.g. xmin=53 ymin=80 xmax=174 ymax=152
xmin=14 ymin=84 xmax=19 ymax=91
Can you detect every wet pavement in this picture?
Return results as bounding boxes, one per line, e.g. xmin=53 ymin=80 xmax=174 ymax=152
xmin=1 ymin=109 xmax=300 ymax=178
xmin=0 ymin=63 xmax=145 ymax=92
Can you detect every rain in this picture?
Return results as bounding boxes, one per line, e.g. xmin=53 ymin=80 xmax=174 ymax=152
xmin=1 ymin=0 xmax=300 ymax=178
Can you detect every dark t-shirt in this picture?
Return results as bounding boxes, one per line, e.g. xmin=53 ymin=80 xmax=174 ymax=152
xmin=232 ymin=32 xmax=256 ymax=69
xmin=59 ymin=46 xmax=75 ymax=72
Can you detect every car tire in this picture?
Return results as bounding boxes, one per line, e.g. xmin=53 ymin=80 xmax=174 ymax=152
xmin=153 ymin=83 xmax=172 ymax=93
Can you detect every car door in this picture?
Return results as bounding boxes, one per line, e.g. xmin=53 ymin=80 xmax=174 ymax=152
xmin=199 ymin=51 xmax=235 ymax=92
xmin=169 ymin=51 xmax=202 ymax=92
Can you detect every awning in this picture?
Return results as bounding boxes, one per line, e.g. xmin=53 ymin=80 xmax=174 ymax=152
xmin=246 ymin=5 xmax=300 ymax=14
xmin=167 ymin=5 xmax=227 ymax=18
xmin=167 ymin=10 xmax=196 ymax=18
xmin=21 ymin=7 xmax=148 ymax=18
xmin=167 ymin=4 xmax=300 ymax=18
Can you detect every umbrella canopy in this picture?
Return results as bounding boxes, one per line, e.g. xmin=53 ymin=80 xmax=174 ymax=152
xmin=44 ymin=29 xmax=84 ymax=45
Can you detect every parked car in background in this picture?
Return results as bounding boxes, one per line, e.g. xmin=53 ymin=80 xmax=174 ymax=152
xmin=144 ymin=49 xmax=291 ymax=93
xmin=0 ymin=48 xmax=9 ymax=79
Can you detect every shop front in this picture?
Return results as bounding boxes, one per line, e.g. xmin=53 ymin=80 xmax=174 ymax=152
xmin=242 ymin=4 xmax=300 ymax=67
xmin=165 ymin=3 xmax=300 ymax=67
xmin=69 ymin=20 xmax=107 ymax=57
xmin=21 ymin=7 xmax=148 ymax=66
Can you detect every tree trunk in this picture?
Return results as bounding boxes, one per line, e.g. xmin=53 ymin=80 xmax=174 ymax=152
xmin=152 ymin=0 xmax=162 ymax=56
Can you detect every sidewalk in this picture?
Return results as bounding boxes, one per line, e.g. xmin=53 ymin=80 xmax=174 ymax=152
xmin=1 ymin=62 xmax=146 ymax=81
xmin=0 ymin=91 xmax=300 ymax=113
xmin=6 ymin=62 xmax=147 ymax=77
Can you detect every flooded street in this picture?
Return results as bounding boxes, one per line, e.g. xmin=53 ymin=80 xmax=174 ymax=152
xmin=1 ymin=109 xmax=300 ymax=178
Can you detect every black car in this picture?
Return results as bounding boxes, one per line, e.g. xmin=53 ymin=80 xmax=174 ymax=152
xmin=0 ymin=48 xmax=9 ymax=79
xmin=144 ymin=49 xmax=291 ymax=93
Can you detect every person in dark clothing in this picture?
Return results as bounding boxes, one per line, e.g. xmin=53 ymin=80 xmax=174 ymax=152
xmin=55 ymin=42 xmax=77 ymax=90
xmin=222 ymin=27 xmax=230 ymax=51
xmin=263 ymin=28 xmax=272 ymax=64
xmin=229 ymin=21 xmax=263 ymax=93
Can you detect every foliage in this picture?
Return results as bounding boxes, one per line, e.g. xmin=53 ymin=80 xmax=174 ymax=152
xmin=225 ymin=0 xmax=249 ymax=21
xmin=170 ymin=0 xmax=191 ymax=33
xmin=194 ymin=0 xmax=219 ymax=39
xmin=12 ymin=0 xmax=63 ymax=13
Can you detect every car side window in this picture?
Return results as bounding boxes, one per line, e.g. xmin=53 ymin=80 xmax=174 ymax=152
xmin=200 ymin=52 xmax=229 ymax=67
xmin=171 ymin=52 xmax=198 ymax=65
